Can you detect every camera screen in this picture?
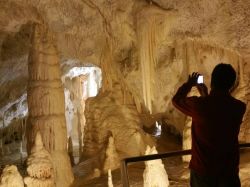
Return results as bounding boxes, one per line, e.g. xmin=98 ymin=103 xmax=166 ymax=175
xmin=197 ymin=75 xmax=203 ymax=84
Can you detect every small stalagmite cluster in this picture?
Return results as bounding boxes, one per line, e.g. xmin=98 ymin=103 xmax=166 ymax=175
xmin=0 ymin=165 xmax=24 ymax=187
xmin=24 ymin=132 xmax=55 ymax=187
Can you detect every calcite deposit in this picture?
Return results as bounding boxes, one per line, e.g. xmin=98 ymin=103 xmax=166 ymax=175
xmin=82 ymin=80 xmax=155 ymax=162
xmin=25 ymin=24 xmax=73 ymax=186
xmin=0 ymin=0 xmax=250 ymax=186
xmin=143 ymin=146 xmax=169 ymax=187
xmin=0 ymin=165 xmax=24 ymax=187
xmin=103 ymin=136 xmax=120 ymax=172
xmin=24 ymin=132 xmax=55 ymax=187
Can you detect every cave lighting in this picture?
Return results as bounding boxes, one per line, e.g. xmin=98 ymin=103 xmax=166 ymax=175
xmin=65 ymin=66 xmax=102 ymax=98
xmin=154 ymin=121 xmax=162 ymax=137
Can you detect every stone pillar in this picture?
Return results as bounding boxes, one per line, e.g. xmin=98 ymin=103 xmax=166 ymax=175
xmin=26 ymin=24 xmax=74 ymax=187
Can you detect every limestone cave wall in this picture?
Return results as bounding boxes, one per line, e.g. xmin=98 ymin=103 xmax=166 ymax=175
xmin=0 ymin=1 xmax=250 ymax=184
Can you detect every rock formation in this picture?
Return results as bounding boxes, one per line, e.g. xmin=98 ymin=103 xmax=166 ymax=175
xmin=103 ymin=136 xmax=120 ymax=172
xmin=143 ymin=146 xmax=169 ymax=187
xmin=1 ymin=0 xmax=250 ymax=145
xmin=0 ymin=1 xmax=250 ymax=185
xmin=82 ymin=42 xmax=154 ymax=169
xmin=26 ymin=24 xmax=73 ymax=187
xmin=82 ymin=82 xmax=154 ymax=162
xmin=24 ymin=132 xmax=55 ymax=187
xmin=68 ymin=137 xmax=75 ymax=166
xmin=0 ymin=165 xmax=24 ymax=187
xmin=108 ymin=169 xmax=113 ymax=187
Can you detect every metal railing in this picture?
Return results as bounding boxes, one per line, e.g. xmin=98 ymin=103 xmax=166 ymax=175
xmin=121 ymin=143 xmax=250 ymax=187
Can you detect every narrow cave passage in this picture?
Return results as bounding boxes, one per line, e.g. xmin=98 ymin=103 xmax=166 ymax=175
xmin=63 ymin=66 xmax=102 ymax=164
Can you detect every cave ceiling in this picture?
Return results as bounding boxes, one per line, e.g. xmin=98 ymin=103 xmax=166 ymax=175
xmin=0 ymin=0 xmax=250 ymax=109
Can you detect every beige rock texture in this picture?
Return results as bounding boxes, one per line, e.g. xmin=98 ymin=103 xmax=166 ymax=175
xmin=103 ymin=136 xmax=120 ymax=172
xmin=143 ymin=146 xmax=169 ymax=187
xmin=24 ymin=132 xmax=55 ymax=187
xmin=64 ymin=75 xmax=87 ymax=158
xmin=25 ymin=24 xmax=73 ymax=187
xmin=107 ymin=169 xmax=113 ymax=187
xmin=0 ymin=165 xmax=24 ymax=187
xmin=82 ymin=80 xmax=155 ymax=160
xmin=0 ymin=2 xmax=250 ymax=185
xmin=68 ymin=136 xmax=75 ymax=166
xmin=81 ymin=41 xmax=155 ymax=169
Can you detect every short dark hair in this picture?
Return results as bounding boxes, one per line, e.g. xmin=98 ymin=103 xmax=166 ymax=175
xmin=211 ymin=63 xmax=236 ymax=91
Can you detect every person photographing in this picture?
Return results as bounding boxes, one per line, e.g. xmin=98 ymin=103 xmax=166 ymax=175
xmin=172 ymin=63 xmax=246 ymax=187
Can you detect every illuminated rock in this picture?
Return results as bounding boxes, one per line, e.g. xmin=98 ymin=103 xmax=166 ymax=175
xmin=0 ymin=165 xmax=24 ymax=187
xmin=26 ymin=24 xmax=74 ymax=187
xmin=108 ymin=169 xmax=113 ymax=187
xmin=143 ymin=146 xmax=169 ymax=187
xmin=24 ymin=132 xmax=55 ymax=187
xmin=103 ymin=136 xmax=120 ymax=172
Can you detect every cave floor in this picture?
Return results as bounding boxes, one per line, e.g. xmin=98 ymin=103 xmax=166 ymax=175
xmin=72 ymin=129 xmax=189 ymax=187
xmin=0 ymin=132 xmax=249 ymax=187
xmin=72 ymin=130 xmax=250 ymax=187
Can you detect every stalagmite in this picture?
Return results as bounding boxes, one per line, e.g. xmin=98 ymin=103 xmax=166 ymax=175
xmin=0 ymin=165 xmax=24 ymax=187
xmin=143 ymin=146 xmax=169 ymax=187
xmin=103 ymin=136 xmax=120 ymax=172
xmin=26 ymin=24 xmax=74 ymax=187
xmin=82 ymin=42 xmax=155 ymax=169
xmin=68 ymin=136 xmax=75 ymax=166
xmin=24 ymin=132 xmax=55 ymax=187
xmin=108 ymin=169 xmax=113 ymax=187
xmin=100 ymin=41 xmax=143 ymax=111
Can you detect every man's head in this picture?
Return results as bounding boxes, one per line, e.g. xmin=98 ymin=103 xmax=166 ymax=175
xmin=211 ymin=63 xmax=236 ymax=92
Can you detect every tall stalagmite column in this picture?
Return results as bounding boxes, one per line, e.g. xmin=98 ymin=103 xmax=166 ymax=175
xmin=26 ymin=24 xmax=74 ymax=187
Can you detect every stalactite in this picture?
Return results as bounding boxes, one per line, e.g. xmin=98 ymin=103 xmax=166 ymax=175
xmin=78 ymin=75 xmax=86 ymax=157
xmin=138 ymin=16 xmax=157 ymax=114
xmin=137 ymin=8 xmax=168 ymax=114
xmin=26 ymin=24 xmax=74 ymax=187
xmin=100 ymin=40 xmax=143 ymax=113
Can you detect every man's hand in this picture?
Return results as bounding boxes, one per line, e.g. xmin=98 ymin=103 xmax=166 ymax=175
xmin=196 ymin=83 xmax=208 ymax=97
xmin=187 ymin=72 xmax=200 ymax=86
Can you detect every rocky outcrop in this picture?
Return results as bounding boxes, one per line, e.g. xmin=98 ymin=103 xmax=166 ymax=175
xmin=24 ymin=132 xmax=55 ymax=187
